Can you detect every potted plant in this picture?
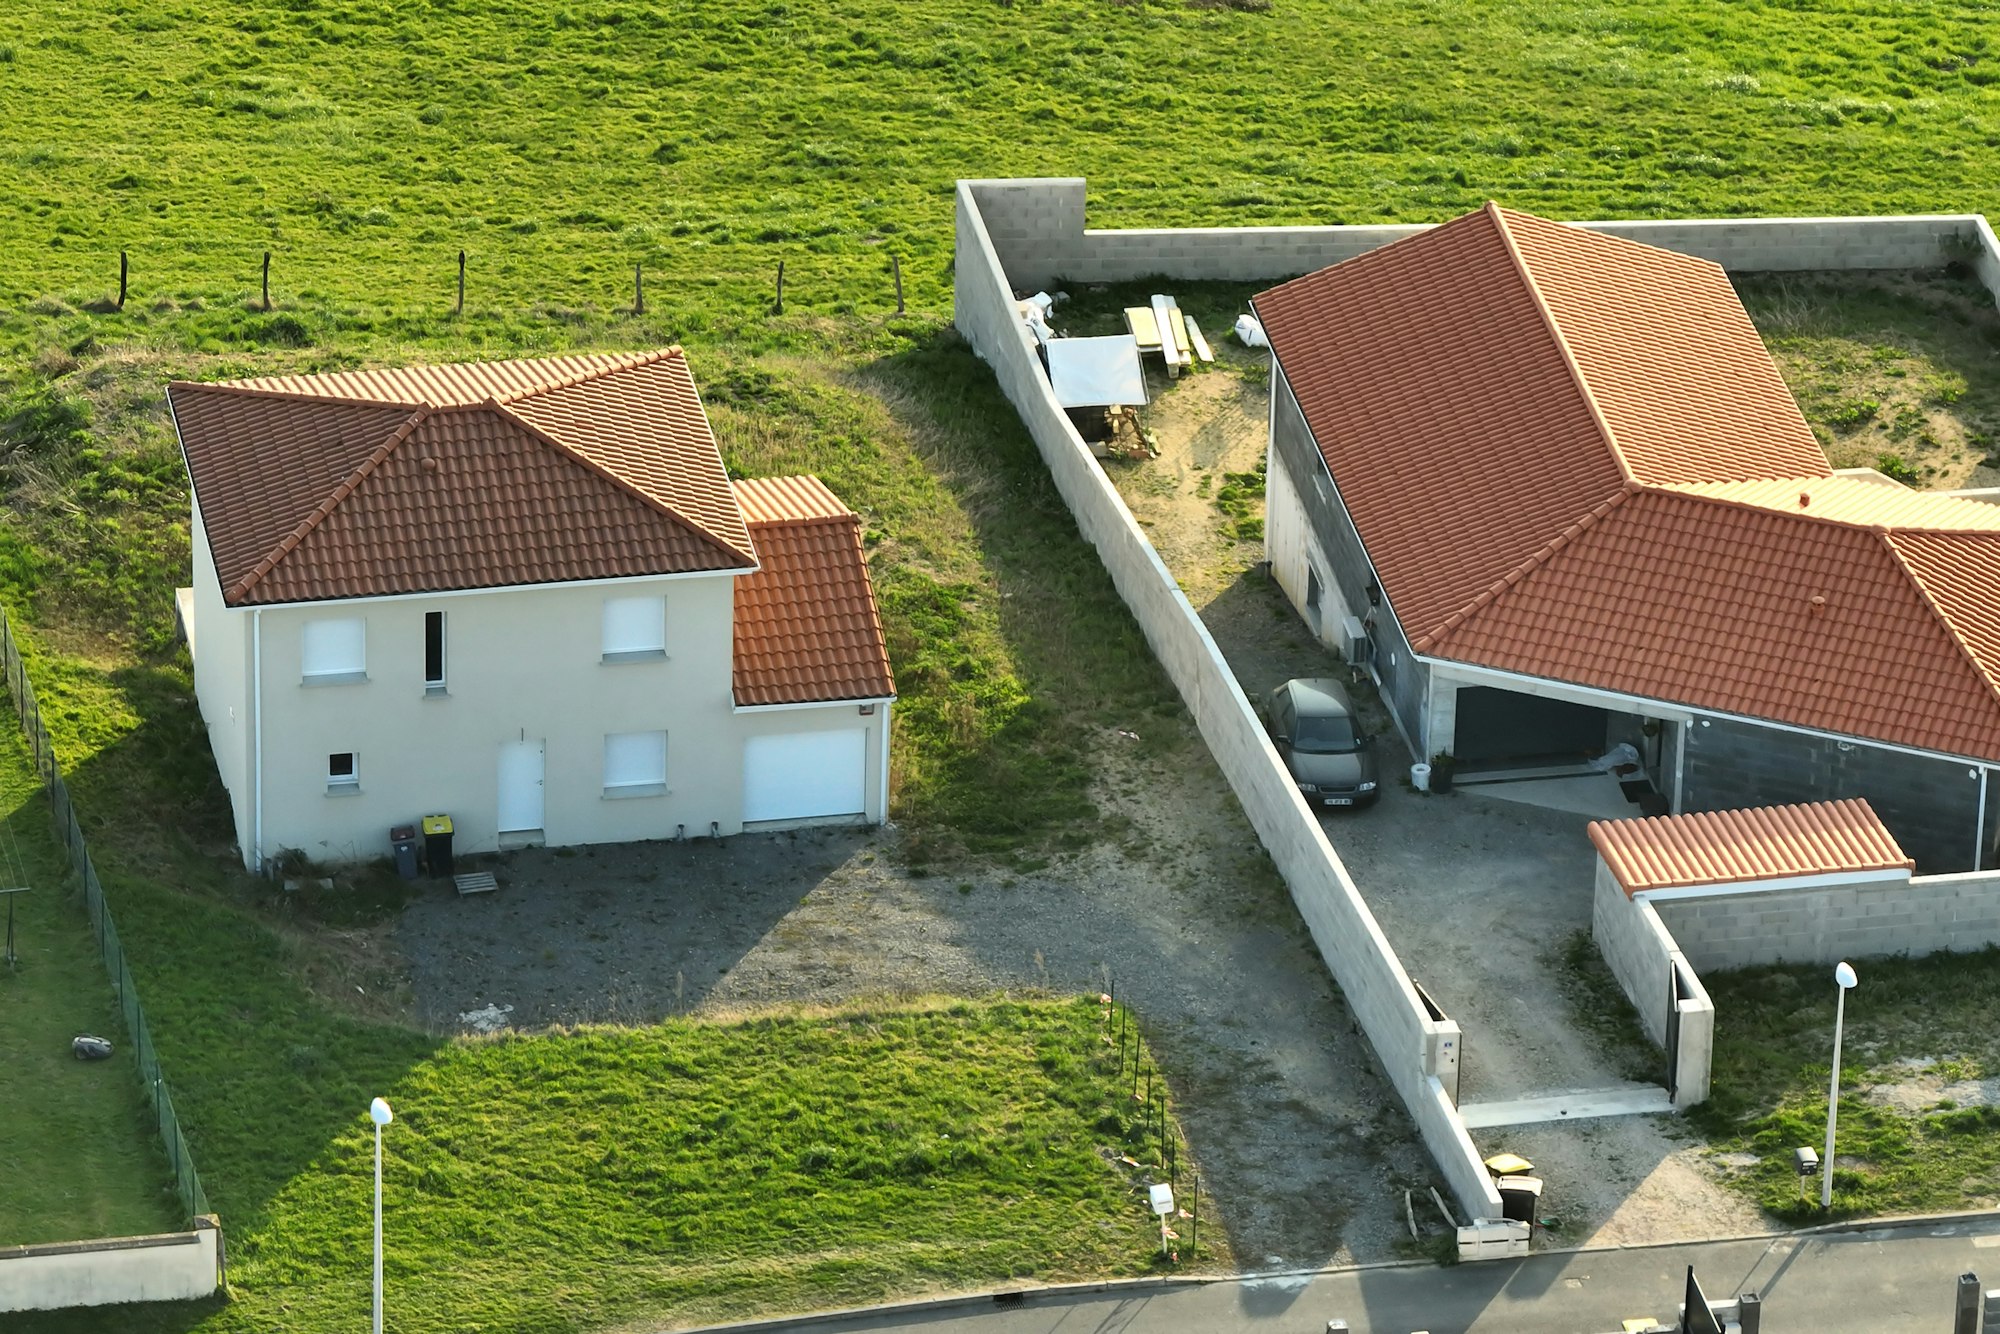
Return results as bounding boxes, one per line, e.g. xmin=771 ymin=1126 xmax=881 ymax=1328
xmin=1428 ymin=751 xmax=1456 ymax=793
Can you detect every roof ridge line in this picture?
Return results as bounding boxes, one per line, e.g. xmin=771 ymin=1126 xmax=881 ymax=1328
xmin=496 ymin=347 xmax=682 ymax=405
xmin=169 ymin=379 xmax=423 ymax=412
xmin=227 ymin=408 xmax=428 ymax=603
xmin=1485 ymin=202 xmax=1639 ymax=485
xmin=743 ymin=512 xmax=860 ymax=530
xmin=1881 ymin=530 xmax=2000 ymax=719
xmin=483 ymin=398 xmax=759 ymax=568
xmin=1414 ymin=482 xmax=1637 ymax=653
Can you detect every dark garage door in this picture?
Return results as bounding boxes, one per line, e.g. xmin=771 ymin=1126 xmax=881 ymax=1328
xmin=1453 ymin=687 xmax=1608 ymax=769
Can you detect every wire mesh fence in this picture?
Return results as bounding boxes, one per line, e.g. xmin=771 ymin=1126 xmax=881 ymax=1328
xmin=0 ymin=606 xmax=209 ymax=1222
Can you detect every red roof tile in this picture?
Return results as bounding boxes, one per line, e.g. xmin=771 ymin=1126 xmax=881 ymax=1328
xmin=171 ymin=349 xmax=756 ymax=606
xmin=1254 ymin=203 xmax=2000 ymax=761
xmin=1589 ymin=799 xmax=1912 ymax=895
xmin=732 ymin=477 xmax=895 ymax=706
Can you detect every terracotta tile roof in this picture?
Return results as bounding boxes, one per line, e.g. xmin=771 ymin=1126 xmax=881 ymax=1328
xmin=171 ymin=350 xmax=756 ymax=606
xmin=1589 ymin=799 xmax=1912 ymax=896
xmin=1253 ymin=202 xmax=2000 ymax=761
xmin=1425 ymin=488 xmax=2000 ymax=760
xmin=732 ymin=476 xmax=895 ymax=706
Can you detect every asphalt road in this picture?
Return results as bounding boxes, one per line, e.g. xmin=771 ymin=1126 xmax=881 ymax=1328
xmin=776 ymin=1216 xmax=2000 ymax=1334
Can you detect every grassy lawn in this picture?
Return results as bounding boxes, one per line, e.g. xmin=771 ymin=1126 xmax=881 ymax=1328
xmin=1735 ymin=269 xmax=2000 ymax=489
xmin=0 ymin=724 xmax=181 ymax=1245
xmin=23 ymin=994 xmax=1187 ymax=1334
xmin=1 ymin=0 xmax=1998 ymax=327
xmin=1692 ymin=950 xmax=2000 ymax=1222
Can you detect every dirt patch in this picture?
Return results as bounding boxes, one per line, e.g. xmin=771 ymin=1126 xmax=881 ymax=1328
xmin=1104 ymin=354 xmax=1270 ymax=608
xmin=1866 ymin=1056 xmax=2000 ymax=1116
xmin=393 ymin=728 xmax=1431 ymax=1271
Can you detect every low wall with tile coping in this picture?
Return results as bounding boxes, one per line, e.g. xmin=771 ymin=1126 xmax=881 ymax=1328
xmin=969 ymin=177 xmax=2000 ymax=296
xmin=955 ymin=181 xmax=1502 ymax=1225
xmin=1592 ymin=866 xmax=1714 ymax=1107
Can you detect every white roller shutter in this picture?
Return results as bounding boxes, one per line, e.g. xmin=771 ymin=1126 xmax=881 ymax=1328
xmin=743 ymin=730 xmax=867 ymax=822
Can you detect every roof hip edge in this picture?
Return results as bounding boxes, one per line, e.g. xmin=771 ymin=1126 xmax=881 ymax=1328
xmin=226 ymin=407 xmax=428 ymax=604
xmin=1412 ymin=480 xmax=1637 ymax=652
xmin=1486 ymin=203 xmax=1637 ymax=485
xmin=1882 ymin=529 xmax=2000 ymax=720
xmin=483 ymin=397 xmax=758 ymax=567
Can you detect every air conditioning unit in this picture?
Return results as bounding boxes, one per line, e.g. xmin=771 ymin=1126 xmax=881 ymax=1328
xmin=1341 ymin=615 xmax=1374 ymax=669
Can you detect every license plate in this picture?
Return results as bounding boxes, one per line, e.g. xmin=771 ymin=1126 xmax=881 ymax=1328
xmin=1323 ymin=796 xmax=1353 ymax=807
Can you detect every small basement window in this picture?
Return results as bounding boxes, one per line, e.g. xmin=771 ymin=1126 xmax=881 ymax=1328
xmin=603 ymin=730 xmax=667 ymax=797
xmin=327 ymin=752 xmax=359 ymax=793
xmin=302 ymin=617 xmax=366 ymax=684
xmin=601 ymin=596 xmax=666 ymax=662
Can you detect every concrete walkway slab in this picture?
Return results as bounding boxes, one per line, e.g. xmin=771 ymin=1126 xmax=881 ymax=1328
xmin=1459 ymin=772 xmax=1639 ymax=821
xmin=1459 ymin=1086 xmax=1676 ymax=1129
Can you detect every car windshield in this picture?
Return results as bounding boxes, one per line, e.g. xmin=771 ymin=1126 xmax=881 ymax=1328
xmin=1293 ymin=712 xmax=1357 ymax=753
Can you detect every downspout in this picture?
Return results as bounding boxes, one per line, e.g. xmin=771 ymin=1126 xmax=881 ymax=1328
xmin=1672 ymin=719 xmax=1688 ymax=813
xmin=252 ymin=608 xmax=265 ymax=875
xmin=1976 ymin=765 xmax=1988 ymax=872
xmin=876 ymin=701 xmax=893 ymax=824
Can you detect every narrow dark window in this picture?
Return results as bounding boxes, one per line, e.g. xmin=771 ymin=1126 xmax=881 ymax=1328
xmin=424 ymin=611 xmax=445 ymax=689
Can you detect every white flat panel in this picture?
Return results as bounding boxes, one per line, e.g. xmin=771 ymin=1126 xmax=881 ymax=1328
xmin=743 ymin=730 xmax=867 ymax=822
xmin=1045 ymin=335 xmax=1148 ymax=408
xmin=497 ymin=738 xmax=545 ymax=832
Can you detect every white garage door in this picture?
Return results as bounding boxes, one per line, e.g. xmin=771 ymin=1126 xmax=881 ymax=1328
xmin=743 ymin=730 xmax=868 ymax=823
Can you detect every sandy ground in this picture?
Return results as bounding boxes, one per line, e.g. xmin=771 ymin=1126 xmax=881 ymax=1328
xmin=393 ymin=730 xmax=1436 ymax=1271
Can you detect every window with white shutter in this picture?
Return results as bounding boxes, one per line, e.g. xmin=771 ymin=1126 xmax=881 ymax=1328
xmin=603 ymin=730 xmax=667 ymax=796
xmin=301 ymin=618 xmax=367 ymax=683
xmin=601 ymin=596 xmax=667 ymax=661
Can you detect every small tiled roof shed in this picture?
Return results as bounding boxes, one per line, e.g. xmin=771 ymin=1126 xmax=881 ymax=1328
xmin=1588 ymin=799 xmax=1914 ymax=898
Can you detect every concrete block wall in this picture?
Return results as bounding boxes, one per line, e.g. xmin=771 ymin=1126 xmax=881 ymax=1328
xmin=1656 ymin=869 xmax=2000 ymax=972
xmin=963 ymin=178 xmax=1992 ymax=294
xmin=0 ymin=1220 xmax=221 ymax=1313
xmin=1592 ymin=865 xmax=1714 ymax=1107
xmin=956 ymin=181 xmax=1505 ymax=1225
xmin=1683 ymin=714 xmax=1988 ymax=873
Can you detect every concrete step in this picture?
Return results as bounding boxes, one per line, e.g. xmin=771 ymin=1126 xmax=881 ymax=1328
xmin=1457 ymin=1085 xmax=1675 ymax=1129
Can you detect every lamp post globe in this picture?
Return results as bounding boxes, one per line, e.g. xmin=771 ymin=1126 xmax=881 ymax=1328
xmin=1822 ymin=963 xmax=1857 ymax=1209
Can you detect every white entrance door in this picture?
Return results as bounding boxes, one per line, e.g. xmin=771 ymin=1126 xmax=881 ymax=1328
xmin=497 ymin=738 xmax=545 ymax=833
xmin=743 ymin=730 xmax=867 ymax=822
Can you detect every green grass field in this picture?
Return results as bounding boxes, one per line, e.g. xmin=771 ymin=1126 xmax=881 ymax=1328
xmin=1692 ymin=951 xmax=2000 ymax=1221
xmin=1 ymin=0 xmax=1998 ymax=328
xmin=0 ymin=724 xmax=180 ymax=1246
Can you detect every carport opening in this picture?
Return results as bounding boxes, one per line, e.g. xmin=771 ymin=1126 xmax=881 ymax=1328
xmin=1450 ymin=688 xmax=1670 ymax=815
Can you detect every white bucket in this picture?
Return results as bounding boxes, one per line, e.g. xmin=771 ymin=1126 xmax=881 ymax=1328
xmin=1410 ymin=762 xmax=1432 ymax=793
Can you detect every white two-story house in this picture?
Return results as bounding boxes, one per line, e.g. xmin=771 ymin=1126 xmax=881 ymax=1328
xmin=170 ymin=348 xmax=895 ymax=870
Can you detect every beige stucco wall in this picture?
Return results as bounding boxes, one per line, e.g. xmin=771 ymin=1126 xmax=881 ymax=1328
xmin=187 ymin=498 xmax=253 ymax=857
xmin=193 ymin=565 xmax=888 ymax=868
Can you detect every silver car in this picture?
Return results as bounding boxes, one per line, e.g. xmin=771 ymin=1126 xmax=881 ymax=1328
xmin=1263 ymin=678 xmax=1380 ymax=808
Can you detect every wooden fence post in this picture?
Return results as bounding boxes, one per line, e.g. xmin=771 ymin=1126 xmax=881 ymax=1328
xmin=455 ymin=250 xmax=466 ymax=315
xmin=774 ymin=260 xmax=784 ymax=315
xmin=634 ymin=263 xmax=644 ymax=316
xmin=892 ymin=255 xmax=904 ymax=315
xmin=116 ymin=251 xmax=128 ymax=311
xmin=261 ymin=251 xmax=271 ymax=311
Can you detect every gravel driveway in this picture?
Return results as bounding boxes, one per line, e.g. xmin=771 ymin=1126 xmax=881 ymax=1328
xmin=395 ymin=728 xmax=1435 ymax=1270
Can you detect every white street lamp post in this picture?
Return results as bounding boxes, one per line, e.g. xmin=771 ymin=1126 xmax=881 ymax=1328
xmin=1822 ymin=962 xmax=1857 ymax=1209
xmin=370 ymin=1097 xmax=394 ymax=1334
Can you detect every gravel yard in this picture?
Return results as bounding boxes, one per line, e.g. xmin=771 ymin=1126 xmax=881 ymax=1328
xmin=394 ymin=730 xmax=1435 ymax=1270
